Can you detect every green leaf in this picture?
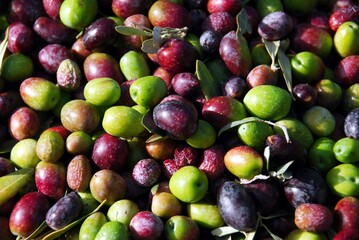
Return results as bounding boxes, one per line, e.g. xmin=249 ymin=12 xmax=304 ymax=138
xmin=276 ymin=160 xmax=294 ymax=175
xmin=152 ymin=26 xmax=163 ymax=49
xmin=205 ymin=58 xmax=232 ymax=85
xmin=219 ymin=117 xmax=291 ymax=143
xmin=75 ymin=30 xmax=83 ymax=39
xmin=115 ymin=25 xmax=153 ymax=37
xmin=211 ymin=226 xmax=241 ymax=237
xmin=278 ymin=48 xmax=294 ymax=99
xmin=282 ymin=169 xmax=293 ymax=180
xmin=326 ymin=228 xmax=338 ymax=240
xmin=37 ymin=116 xmax=55 ymax=136
xmin=146 ymin=134 xmax=165 ymax=143
xmin=218 ymin=117 xmax=261 ymax=136
xmin=214 ymin=235 xmax=234 ymax=240
xmin=243 ymin=229 xmax=256 ymax=240
xmin=267 ymin=121 xmax=291 ymax=143
xmin=236 ymin=7 xmax=252 ymax=38
xmin=262 ymin=39 xmax=280 ymax=70
xmin=141 ymin=38 xmax=159 ymax=54
xmin=150 ymin=183 xmax=160 ymax=196
xmin=260 ymin=210 xmax=292 ymax=220
xmin=141 ymin=111 xmax=168 ymax=137
xmin=269 ymin=166 xmax=293 ymax=182
xmin=0 ymin=168 xmax=34 ymax=206
xmin=40 ymin=199 xmax=107 ymax=240
xmin=261 ymin=223 xmax=283 ymax=240
xmin=263 ymin=146 xmax=271 ymax=171
xmin=242 ymin=215 xmax=260 ymax=240
xmin=280 ymin=39 xmax=290 ymax=52
xmin=0 ymin=27 xmax=9 ymax=75
xmin=24 ymin=221 xmax=48 ymax=240
xmin=241 ymin=217 xmax=259 ymax=240
xmin=196 ymin=60 xmax=221 ymax=100
xmin=0 ymin=139 xmax=17 ymax=154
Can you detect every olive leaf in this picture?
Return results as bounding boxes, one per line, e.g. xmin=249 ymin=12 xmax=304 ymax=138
xmin=141 ymin=110 xmax=168 ymax=137
xmin=242 ymin=229 xmax=256 ymax=240
xmin=75 ymin=30 xmax=83 ymax=39
xmin=261 ymin=223 xmax=283 ymax=240
xmin=211 ymin=226 xmax=241 ymax=237
xmin=214 ymin=235 xmax=237 ymax=240
xmin=116 ymin=25 xmax=188 ymax=54
xmin=115 ymin=25 xmax=153 ymax=37
xmin=280 ymin=39 xmax=290 ymax=52
xmin=0 ymin=139 xmax=17 ymax=154
xmin=242 ymin=215 xmax=260 ymax=240
xmin=276 ymin=160 xmax=294 ymax=175
xmin=326 ymin=228 xmax=338 ymax=240
xmin=262 ymin=39 xmax=280 ymax=71
xmin=263 ymin=146 xmax=271 ymax=171
xmin=150 ymin=183 xmax=160 ymax=196
xmin=260 ymin=210 xmax=292 ymax=220
xmin=141 ymin=38 xmax=158 ymax=54
xmin=0 ymin=27 xmax=9 ymax=75
xmin=212 ymin=218 xmax=259 ymax=240
xmin=38 ymin=199 xmax=107 ymax=240
xmin=278 ymin=48 xmax=294 ymax=99
xmin=145 ymin=134 xmax=165 ymax=144
xmin=268 ymin=160 xmax=294 ymax=182
xmin=240 ymin=154 xmax=294 ymax=184
xmin=24 ymin=221 xmax=48 ymax=240
xmin=268 ymin=122 xmax=291 ymax=143
xmin=257 ymin=212 xmax=293 ymax=240
xmin=0 ymin=168 xmax=34 ymax=206
xmin=236 ymin=7 xmax=252 ymax=38
xmin=218 ymin=117 xmax=291 ymax=143
xmin=196 ymin=60 xmax=221 ymax=100
xmin=36 ymin=116 xmax=55 ymax=137
xmin=262 ymin=38 xmax=294 ymax=100
xmin=282 ymin=168 xmax=293 ymax=180
xmin=218 ymin=117 xmax=261 ymax=136
xmin=205 ymin=58 xmax=232 ymax=85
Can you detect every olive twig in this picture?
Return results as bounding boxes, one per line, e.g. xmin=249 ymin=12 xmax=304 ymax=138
xmin=239 ymin=174 xmax=271 ymax=185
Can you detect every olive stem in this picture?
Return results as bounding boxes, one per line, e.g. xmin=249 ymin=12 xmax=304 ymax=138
xmin=152 ymin=26 xmax=188 ymax=48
